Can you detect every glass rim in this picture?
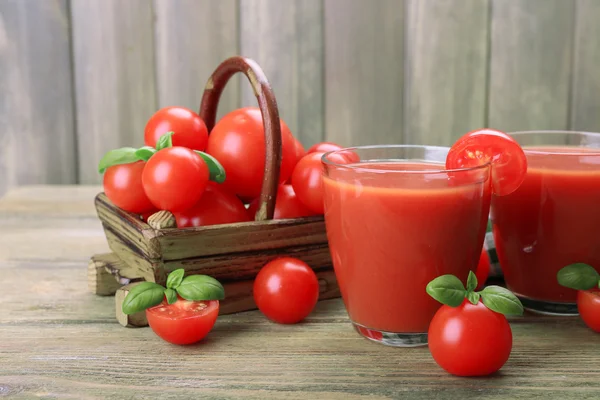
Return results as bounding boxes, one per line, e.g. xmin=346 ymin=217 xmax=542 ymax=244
xmin=321 ymin=144 xmax=492 ymax=174
xmin=508 ymin=130 xmax=600 ymax=156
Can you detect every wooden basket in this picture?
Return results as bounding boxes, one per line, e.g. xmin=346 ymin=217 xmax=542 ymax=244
xmin=89 ymin=56 xmax=339 ymax=326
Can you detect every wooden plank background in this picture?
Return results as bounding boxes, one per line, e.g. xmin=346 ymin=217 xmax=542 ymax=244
xmin=1 ymin=0 xmax=600 ymax=196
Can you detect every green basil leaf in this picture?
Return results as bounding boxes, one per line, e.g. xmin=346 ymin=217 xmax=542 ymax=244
xmin=557 ymin=263 xmax=599 ymax=291
xmin=466 ymin=270 xmax=478 ymax=292
xmin=176 ymin=275 xmax=225 ymax=301
xmin=466 ymin=291 xmax=480 ymax=305
xmin=426 ymin=275 xmax=466 ymax=307
xmin=156 ymin=132 xmax=174 ymax=150
xmin=166 ymin=268 xmax=185 ymax=289
xmin=480 ymin=285 xmax=524 ymax=316
xmin=165 ymin=288 xmax=178 ymax=305
xmin=135 ymin=146 xmax=156 ymax=161
xmin=98 ymin=147 xmax=139 ymax=173
xmin=122 ymin=282 xmax=165 ymax=315
xmin=194 ymin=151 xmax=226 ymax=184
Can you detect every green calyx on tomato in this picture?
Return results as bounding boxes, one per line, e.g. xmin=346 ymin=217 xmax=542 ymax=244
xmin=426 ymin=271 xmax=524 ymax=316
xmin=98 ymin=132 xmax=226 ymax=184
xmin=557 ymin=263 xmax=600 ymax=291
xmin=122 ymin=269 xmax=225 ymax=315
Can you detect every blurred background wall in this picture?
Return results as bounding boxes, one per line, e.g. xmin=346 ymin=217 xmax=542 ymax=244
xmin=1 ymin=0 xmax=599 ymax=196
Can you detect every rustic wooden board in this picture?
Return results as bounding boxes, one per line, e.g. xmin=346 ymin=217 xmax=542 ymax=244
xmin=324 ymin=0 xmax=405 ymax=146
xmin=240 ymin=0 xmax=324 ymax=147
xmin=0 ymin=0 xmax=76 ymax=197
xmin=570 ymin=0 xmax=600 ymax=132
xmin=154 ymin=0 xmax=239 ymax=119
xmin=71 ymin=0 xmax=157 ymax=184
xmin=488 ymin=0 xmax=574 ymax=132
xmin=2 ymin=186 xmax=600 ymax=398
xmin=404 ymin=0 xmax=489 ymax=145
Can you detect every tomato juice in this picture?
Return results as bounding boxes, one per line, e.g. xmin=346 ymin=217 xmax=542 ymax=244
xmin=492 ymin=142 xmax=600 ymax=313
xmin=322 ymin=147 xmax=491 ymax=345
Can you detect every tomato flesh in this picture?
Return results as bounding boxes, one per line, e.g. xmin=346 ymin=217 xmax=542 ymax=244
xmin=142 ymin=147 xmax=209 ymax=212
xmin=577 ymin=289 xmax=600 ymax=333
xmin=103 ymin=161 xmax=155 ymax=214
xmin=476 ymin=248 xmax=491 ymax=290
xmin=144 ymin=106 xmax=209 ymax=151
xmin=446 ymin=129 xmax=527 ymax=196
xmin=174 ymin=184 xmax=250 ymax=227
xmin=428 ymin=300 xmax=513 ymax=376
xmin=253 ymin=257 xmax=320 ymax=324
xmin=146 ymin=299 xmax=219 ymax=345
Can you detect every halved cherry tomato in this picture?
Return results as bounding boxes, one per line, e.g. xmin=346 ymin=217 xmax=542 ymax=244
xmin=428 ymin=299 xmax=513 ymax=376
xmin=142 ymin=147 xmax=209 ymax=212
xmin=253 ymin=257 xmax=320 ymax=324
xmin=103 ymin=161 xmax=155 ymax=214
xmin=206 ymin=107 xmax=296 ymax=199
xmin=577 ymin=288 xmax=600 ymax=333
xmin=146 ymin=299 xmax=219 ymax=345
xmin=446 ymin=129 xmax=527 ymax=196
xmin=144 ymin=106 xmax=209 ymax=151
xmin=174 ymin=184 xmax=250 ymax=227
xmin=476 ymin=248 xmax=491 ymax=290
xmin=291 ymin=152 xmax=326 ymax=214
xmin=247 ymin=185 xmax=318 ymax=220
xmin=307 ymin=142 xmax=343 ymax=154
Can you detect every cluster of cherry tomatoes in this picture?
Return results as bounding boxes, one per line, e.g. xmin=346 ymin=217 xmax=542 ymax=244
xmin=102 ymin=106 xmax=347 ymax=228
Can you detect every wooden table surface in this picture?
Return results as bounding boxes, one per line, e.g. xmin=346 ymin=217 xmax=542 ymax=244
xmin=1 ymin=186 xmax=598 ymax=399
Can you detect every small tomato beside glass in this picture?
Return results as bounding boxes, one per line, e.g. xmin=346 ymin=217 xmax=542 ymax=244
xmin=247 ymin=185 xmax=319 ymax=221
xmin=291 ymin=152 xmax=326 ymax=214
xmin=557 ymin=263 xmax=600 ymax=333
xmin=476 ymin=247 xmax=491 ymax=290
xmin=253 ymin=257 xmax=320 ymax=324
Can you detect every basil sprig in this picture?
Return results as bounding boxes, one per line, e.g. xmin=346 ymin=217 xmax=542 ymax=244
xmin=426 ymin=270 xmax=524 ymax=316
xmin=557 ymin=263 xmax=600 ymax=291
xmin=97 ymin=132 xmax=226 ymax=184
xmin=122 ymin=269 xmax=225 ymax=315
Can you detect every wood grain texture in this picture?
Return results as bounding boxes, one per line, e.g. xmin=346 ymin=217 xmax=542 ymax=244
xmin=324 ymin=0 xmax=404 ymax=146
xmin=0 ymin=0 xmax=76 ymax=197
xmin=405 ymin=0 xmax=489 ymax=145
xmin=154 ymin=0 xmax=239 ymax=119
xmin=488 ymin=0 xmax=574 ymax=132
xmin=240 ymin=0 xmax=324 ymax=147
xmin=2 ymin=186 xmax=600 ymax=398
xmin=71 ymin=0 xmax=157 ymax=184
xmin=570 ymin=0 xmax=600 ymax=132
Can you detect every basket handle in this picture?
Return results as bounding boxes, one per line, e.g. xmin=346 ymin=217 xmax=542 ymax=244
xmin=199 ymin=56 xmax=281 ymax=221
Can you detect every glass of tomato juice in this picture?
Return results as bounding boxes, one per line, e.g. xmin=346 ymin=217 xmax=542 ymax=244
xmin=491 ymin=131 xmax=600 ymax=315
xmin=321 ymin=145 xmax=492 ymax=347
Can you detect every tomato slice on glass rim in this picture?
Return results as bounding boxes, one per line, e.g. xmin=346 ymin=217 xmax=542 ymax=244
xmin=446 ymin=129 xmax=527 ymax=196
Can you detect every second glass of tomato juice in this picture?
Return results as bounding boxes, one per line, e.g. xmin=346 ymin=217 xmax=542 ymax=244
xmin=491 ymin=131 xmax=600 ymax=315
xmin=321 ymin=145 xmax=492 ymax=346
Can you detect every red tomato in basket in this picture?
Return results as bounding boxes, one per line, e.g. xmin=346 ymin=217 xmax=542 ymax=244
xmin=174 ymin=184 xmax=250 ymax=227
xmin=247 ymin=185 xmax=319 ymax=220
xmin=146 ymin=299 xmax=219 ymax=345
xmin=307 ymin=142 xmax=343 ymax=154
xmin=103 ymin=161 xmax=155 ymax=214
xmin=142 ymin=147 xmax=209 ymax=212
xmin=577 ymin=288 xmax=600 ymax=333
xmin=254 ymin=257 xmax=320 ymax=324
xmin=291 ymin=152 xmax=326 ymax=214
xmin=428 ymin=299 xmax=513 ymax=376
xmin=294 ymin=138 xmax=307 ymax=165
xmin=144 ymin=106 xmax=209 ymax=151
xmin=206 ymin=107 xmax=297 ymax=199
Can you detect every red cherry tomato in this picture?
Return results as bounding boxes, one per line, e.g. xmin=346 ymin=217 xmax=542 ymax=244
xmin=476 ymin=248 xmax=491 ymax=290
xmin=446 ymin=129 xmax=527 ymax=196
xmin=247 ymin=185 xmax=319 ymax=220
xmin=144 ymin=106 xmax=208 ymax=151
xmin=428 ymin=299 xmax=513 ymax=377
xmin=577 ymin=289 xmax=600 ymax=333
xmin=291 ymin=152 xmax=326 ymax=214
xmin=206 ymin=107 xmax=296 ymax=199
xmin=294 ymin=139 xmax=306 ymax=165
xmin=174 ymin=184 xmax=250 ymax=227
xmin=142 ymin=147 xmax=209 ymax=212
xmin=307 ymin=142 xmax=343 ymax=154
xmin=253 ymin=257 xmax=320 ymax=324
xmin=146 ymin=299 xmax=219 ymax=345
xmin=103 ymin=161 xmax=155 ymax=214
